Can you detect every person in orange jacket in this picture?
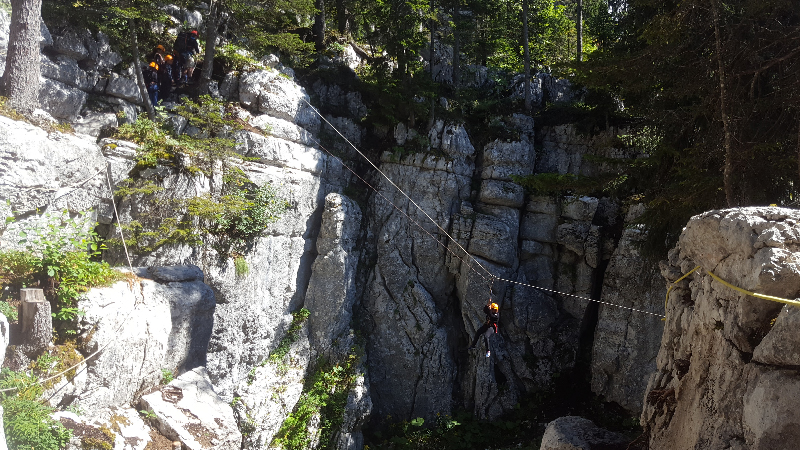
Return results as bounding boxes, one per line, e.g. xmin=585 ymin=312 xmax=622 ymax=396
xmin=468 ymin=301 xmax=499 ymax=357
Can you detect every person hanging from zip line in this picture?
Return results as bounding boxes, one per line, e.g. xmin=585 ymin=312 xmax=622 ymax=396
xmin=468 ymin=300 xmax=500 ymax=358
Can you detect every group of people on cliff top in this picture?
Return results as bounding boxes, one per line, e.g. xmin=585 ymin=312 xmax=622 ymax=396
xmin=142 ymin=30 xmax=202 ymax=105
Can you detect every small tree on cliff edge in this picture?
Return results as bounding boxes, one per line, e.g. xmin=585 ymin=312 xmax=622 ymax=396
xmin=3 ymin=0 xmax=43 ymax=114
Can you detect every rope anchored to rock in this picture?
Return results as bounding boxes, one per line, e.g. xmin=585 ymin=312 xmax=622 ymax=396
xmin=664 ymin=265 xmax=800 ymax=321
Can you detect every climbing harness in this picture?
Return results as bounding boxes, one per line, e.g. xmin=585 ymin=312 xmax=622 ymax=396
xmin=301 ymin=98 xmax=666 ymax=318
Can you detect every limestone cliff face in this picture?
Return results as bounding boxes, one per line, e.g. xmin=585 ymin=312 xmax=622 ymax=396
xmin=643 ymin=208 xmax=800 ymax=450
xmin=0 ymin=20 xmax=674 ymax=448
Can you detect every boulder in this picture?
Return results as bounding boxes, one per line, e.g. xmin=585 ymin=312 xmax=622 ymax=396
xmin=39 ymin=77 xmax=87 ymax=122
xmin=478 ymin=179 xmax=524 ymax=208
xmin=238 ymin=70 xmax=320 ymax=133
xmin=106 ymin=69 xmax=142 ymax=103
xmin=51 ymin=28 xmax=89 ymax=61
xmin=73 ymin=110 xmax=118 ymax=137
xmin=46 ymin=267 xmax=216 ymax=412
xmin=753 ymin=305 xmax=800 ymax=366
xmin=561 ymin=196 xmax=599 ymax=222
xmin=234 ymin=130 xmax=329 ymax=176
xmin=248 ymin=113 xmax=317 ymax=147
xmin=141 ymin=367 xmax=241 ymax=450
xmin=539 ymin=416 xmax=628 ymax=450
xmin=41 ymin=54 xmax=92 ymax=91
xmin=219 ymin=72 xmax=239 ymax=100
xmin=481 ymin=139 xmax=534 ymax=181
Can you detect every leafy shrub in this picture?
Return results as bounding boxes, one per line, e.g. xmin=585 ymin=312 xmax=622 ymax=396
xmin=161 ymin=369 xmax=174 ymax=384
xmin=271 ymin=349 xmax=360 ymax=449
xmin=269 ymin=308 xmax=310 ymax=363
xmin=0 ymin=368 xmax=72 ymax=450
xmin=17 ymin=212 xmax=119 ymax=317
xmin=0 ymin=211 xmax=120 ymax=331
xmin=216 ymin=43 xmax=262 ymax=72
xmin=0 ymin=300 xmax=16 ymax=321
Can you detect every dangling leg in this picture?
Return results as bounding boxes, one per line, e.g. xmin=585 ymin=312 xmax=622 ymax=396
xmin=469 ymin=323 xmax=490 ymax=350
xmin=483 ymin=327 xmax=493 ymax=357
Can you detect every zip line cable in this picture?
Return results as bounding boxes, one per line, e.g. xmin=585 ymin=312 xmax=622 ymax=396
xmin=308 ymin=136 xmax=491 ymax=284
xmin=303 ymin=99 xmax=666 ymax=318
xmin=301 ymin=98 xmax=498 ymax=281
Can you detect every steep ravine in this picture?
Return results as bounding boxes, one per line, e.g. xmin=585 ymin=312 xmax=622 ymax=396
xmin=0 ymin=18 xmax=670 ymax=449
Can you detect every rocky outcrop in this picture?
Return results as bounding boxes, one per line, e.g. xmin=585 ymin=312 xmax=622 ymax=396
xmin=141 ymin=367 xmax=242 ymax=450
xmin=0 ymin=114 xmax=112 ymax=249
xmin=47 ymin=266 xmax=215 ymax=412
xmin=306 ymin=193 xmax=363 ymax=357
xmin=591 ymin=205 xmax=663 ymax=414
xmin=539 ymin=416 xmax=628 ymax=450
xmin=362 ymin=142 xmax=472 ymax=422
xmin=642 ymin=207 xmax=800 ymax=450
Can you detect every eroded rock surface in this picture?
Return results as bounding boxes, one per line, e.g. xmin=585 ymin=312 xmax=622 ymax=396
xmin=642 ymin=207 xmax=800 ymax=450
xmin=141 ymin=367 xmax=241 ymax=450
xmin=539 ymin=416 xmax=628 ymax=450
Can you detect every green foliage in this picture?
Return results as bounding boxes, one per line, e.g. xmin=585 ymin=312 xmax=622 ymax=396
xmin=160 ymin=369 xmax=174 ymax=385
xmin=271 ymin=350 xmax=361 ymax=450
xmin=112 ymin=98 xmax=289 ymax=258
xmin=234 ymin=256 xmax=250 ymax=277
xmin=17 ymin=212 xmax=119 ymax=315
xmin=215 ymin=44 xmax=262 ymax=73
xmin=0 ymin=300 xmax=16 ymax=321
xmin=187 ymin=183 xmax=290 ymax=255
xmin=0 ymin=368 xmax=72 ymax=450
xmin=0 ymin=212 xmax=119 ymax=332
xmin=269 ymin=308 xmax=311 ymax=363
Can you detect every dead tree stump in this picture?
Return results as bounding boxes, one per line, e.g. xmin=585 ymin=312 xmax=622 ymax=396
xmin=9 ymin=288 xmax=52 ymax=368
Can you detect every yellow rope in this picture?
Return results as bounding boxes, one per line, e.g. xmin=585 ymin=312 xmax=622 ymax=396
xmin=663 ymin=265 xmax=800 ymax=321
xmin=663 ymin=266 xmax=700 ymax=321
xmin=705 ymin=269 xmax=800 ymax=307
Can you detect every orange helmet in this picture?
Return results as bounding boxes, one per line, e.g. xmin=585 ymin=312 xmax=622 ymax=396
xmin=165 ymin=54 xmax=173 ymax=62
xmin=489 ymin=302 xmax=499 ymax=311
xmin=156 ymin=45 xmax=165 ymax=52
xmin=149 ymin=61 xmax=158 ymax=70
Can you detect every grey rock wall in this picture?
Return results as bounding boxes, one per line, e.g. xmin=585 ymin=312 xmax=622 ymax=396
xmin=591 ymin=206 xmax=663 ymax=414
xmin=47 ymin=266 xmax=215 ymax=412
xmin=642 ymin=208 xmax=800 ymax=450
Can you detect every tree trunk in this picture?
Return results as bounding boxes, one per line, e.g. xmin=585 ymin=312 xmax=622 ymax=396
xmin=453 ymin=6 xmax=460 ymax=88
xmin=313 ymin=0 xmax=326 ymax=51
xmin=712 ymin=2 xmax=735 ymax=207
xmin=200 ymin=0 xmax=220 ymax=95
xmin=522 ymin=0 xmax=531 ymax=111
xmin=427 ymin=0 xmax=435 ymax=129
xmin=336 ymin=0 xmax=347 ymax=34
xmin=576 ymin=0 xmax=583 ymax=61
xmin=129 ymin=18 xmax=155 ymax=121
xmin=4 ymin=0 xmax=43 ymax=115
